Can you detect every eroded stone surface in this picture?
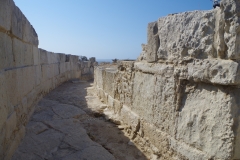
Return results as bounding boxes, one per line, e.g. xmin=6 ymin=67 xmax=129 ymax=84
xmin=12 ymin=81 xmax=148 ymax=160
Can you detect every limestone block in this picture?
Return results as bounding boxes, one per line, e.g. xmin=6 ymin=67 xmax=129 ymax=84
xmin=120 ymin=105 xmax=139 ymax=133
xmin=4 ymin=125 xmax=25 ymax=160
xmin=5 ymin=69 xmax=20 ymax=111
xmin=0 ymin=72 xmax=8 ymax=133
xmin=42 ymin=63 xmax=59 ymax=81
xmin=22 ymin=14 xmax=38 ymax=46
xmin=0 ymin=126 xmax=6 ymax=160
xmin=220 ymin=0 xmax=240 ymax=59
xmin=140 ymin=122 xmax=175 ymax=159
xmin=175 ymin=83 xmax=234 ymax=159
xmin=90 ymin=66 xmax=94 ymax=74
xmin=33 ymin=46 xmax=40 ymax=65
xmin=65 ymin=55 xmax=70 ymax=62
xmin=5 ymin=112 xmax=17 ymax=141
xmin=0 ymin=0 xmax=13 ymax=30
xmin=132 ymin=72 xmax=156 ymax=121
xmin=93 ymin=62 xmax=98 ymax=66
xmin=47 ymin=52 xmax=59 ymax=64
xmin=231 ymin=90 xmax=240 ymax=160
xmin=83 ymin=68 xmax=90 ymax=74
xmin=134 ymin=62 xmax=174 ymax=76
xmin=89 ymin=57 xmax=96 ymax=63
xmin=153 ymin=74 xmax=176 ymax=136
xmin=69 ymin=55 xmax=79 ymax=63
xmin=42 ymin=64 xmax=52 ymax=81
xmin=95 ymin=67 xmax=104 ymax=89
xmin=58 ymin=53 xmax=66 ymax=62
xmin=83 ymin=61 xmax=91 ymax=68
xmin=34 ymin=65 xmax=41 ymax=86
xmin=11 ymin=5 xmax=23 ymax=39
xmin=107 ymin=95 xmax=114 ymax=109
xmin=13 ymin=38 xmax=33 ymax=67
xmin=39 ymin=49 xmax=48 ymax=65
xmin=170 ymin=138 xmax=208 ymax=160
xmin=65 ymin=62 xmax=71 ymax=72
xmin=53 ymin=63 xmax=60 ymax=77
xmin=0 ymin=32 xmax=13 ymax=71
xmin=103 ymin=70 xmax=116 ymax=98
xmin=186 ymin=59 xmax=240 ymax=85
xmin=136 ymin=10 xmax=216 ymax=62
xmin=146 ymin=21 xmax=159 ymax=62
xmin=113 ymin=99 xmax=121 ymax=115
xmin=60 ymin=62 xmax=66 ymax=74
xmin=22 ymin=66 xmax=35 ymax=96
xmin=26 ymin=89 xmax=37 ymax=113
xmin=23 ymin=42 xmax=33 ymax=66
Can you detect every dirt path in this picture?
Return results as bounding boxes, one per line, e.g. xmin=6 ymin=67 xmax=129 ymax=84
xmin=12 ymin=81 xmax=148 ymax=160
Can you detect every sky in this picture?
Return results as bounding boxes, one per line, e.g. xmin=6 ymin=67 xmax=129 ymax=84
xmin=14 ymin=0 xmax=214 ymax=60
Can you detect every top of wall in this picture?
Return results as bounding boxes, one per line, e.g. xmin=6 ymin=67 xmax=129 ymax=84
xmin=138 ymin=0 xmax=240 ymax=62
xmin=0 ymin=0 xmax=38 ymax=46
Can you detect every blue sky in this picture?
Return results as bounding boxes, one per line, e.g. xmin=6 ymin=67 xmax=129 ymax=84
xmin=14 ymin=0 xmax=213 ymax=59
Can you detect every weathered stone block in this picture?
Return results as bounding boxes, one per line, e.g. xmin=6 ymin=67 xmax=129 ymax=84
xmin=65 ymin=62 xmax=70 ymax=72
xmin=0 ymin=72 xmax=8 ymax=133
xmin=22 ymin=14 xmax=38 ymax=46
xmin=132 ymin=71 xmax=156 ymax=119
xmin=103 ymin=70 xmax=116 ymax=98
xmin=52 ymin=63 xmax=59 ymax=77
xmin=23 ymin=43 xmax=33 ymax=66
xmin=5 ymin=69 xmax=19 ymax=111
xmin=60 ymin=62 xmax=66 ymax=74
xmin=33 ymin=46 xmax=40 ymax=65
xmin=69 ymin=55 xmax=79 ymax=63
xmin=58 ymin=53 xmax=66 ymax=62
xmin=175 ymin=83 xmax=234 ymax=159
xmin=22 ymin=66 xmax=35 ymax=96
xmin=34 ymin=65 xmax=41 ymax=86
xmin=120 ymin=105 xmax=139 ymax=133
xmin=13 ymin=38 xmax=33 ymax=67
xmin=221 ymin=0 xmax=240 ymax=59
xmin=89 ymin=57 xmax=96 ymax=63
xmin=47 ymin=52 xmax=59 ymax=64
xmin=83 ymin=68 xmax=90 ymax=74
xmin=4 ymin=125 xmax=25 ymax=160
xmin=39 ymin=49 xmax=48 ymax=65
xmin=0 ymin=32 xmax=13 ymax=71
xmin=5 ymin=112 xmax=17 ymax=141
xmin=0 ymin=0 xmax=13 ymax=30
xmin=145 ymin=21 xmax=159 ymax=62
xmin=94 ymin=67 xmax=104 ymax=89
xmin=11 ymin=5 xmax=23 ymax=39
xmin=41 ymin=64 xmax=51 ymax=81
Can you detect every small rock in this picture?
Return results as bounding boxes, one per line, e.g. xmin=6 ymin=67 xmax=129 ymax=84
xmin=128 ymin=141 xmax=135 ymax=146
xmin=110 ymin=119 xmax=121 ymax=125
xmin=104 ymin=115 xmax=110 ymax=121
xmin=99 ymin=104 xmax=107 ymax=110
xmin=117 ymin=125 xmax=125 ymax=130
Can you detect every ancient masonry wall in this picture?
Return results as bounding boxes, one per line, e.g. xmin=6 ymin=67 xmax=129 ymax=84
xmin=94 ymin=0 xmax=240 ymax=160
xmin=0 ymin=0 xmax=83 ymax=159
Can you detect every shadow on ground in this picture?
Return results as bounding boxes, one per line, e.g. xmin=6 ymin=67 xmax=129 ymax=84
xmin=12 ymin=80 xmax=148 ymax=160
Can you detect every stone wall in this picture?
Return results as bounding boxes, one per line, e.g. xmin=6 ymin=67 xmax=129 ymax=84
xmin=94 ymin=0 xmax=240 ymax=159
xmin=0 ymin=0 xmax=82 ymax=159
xmin=79 ymin=57 xmax=98 ymax=81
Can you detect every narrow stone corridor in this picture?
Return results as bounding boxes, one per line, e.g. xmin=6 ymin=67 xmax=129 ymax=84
xmin=12 ymin=81 xmax=147 ymax=160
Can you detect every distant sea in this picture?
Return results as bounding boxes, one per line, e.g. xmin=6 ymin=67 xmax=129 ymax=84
xmin=96 ymin=59 xmax=112 ymax=63
xmin=96 ymin=59 xmax=136 ymax=63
